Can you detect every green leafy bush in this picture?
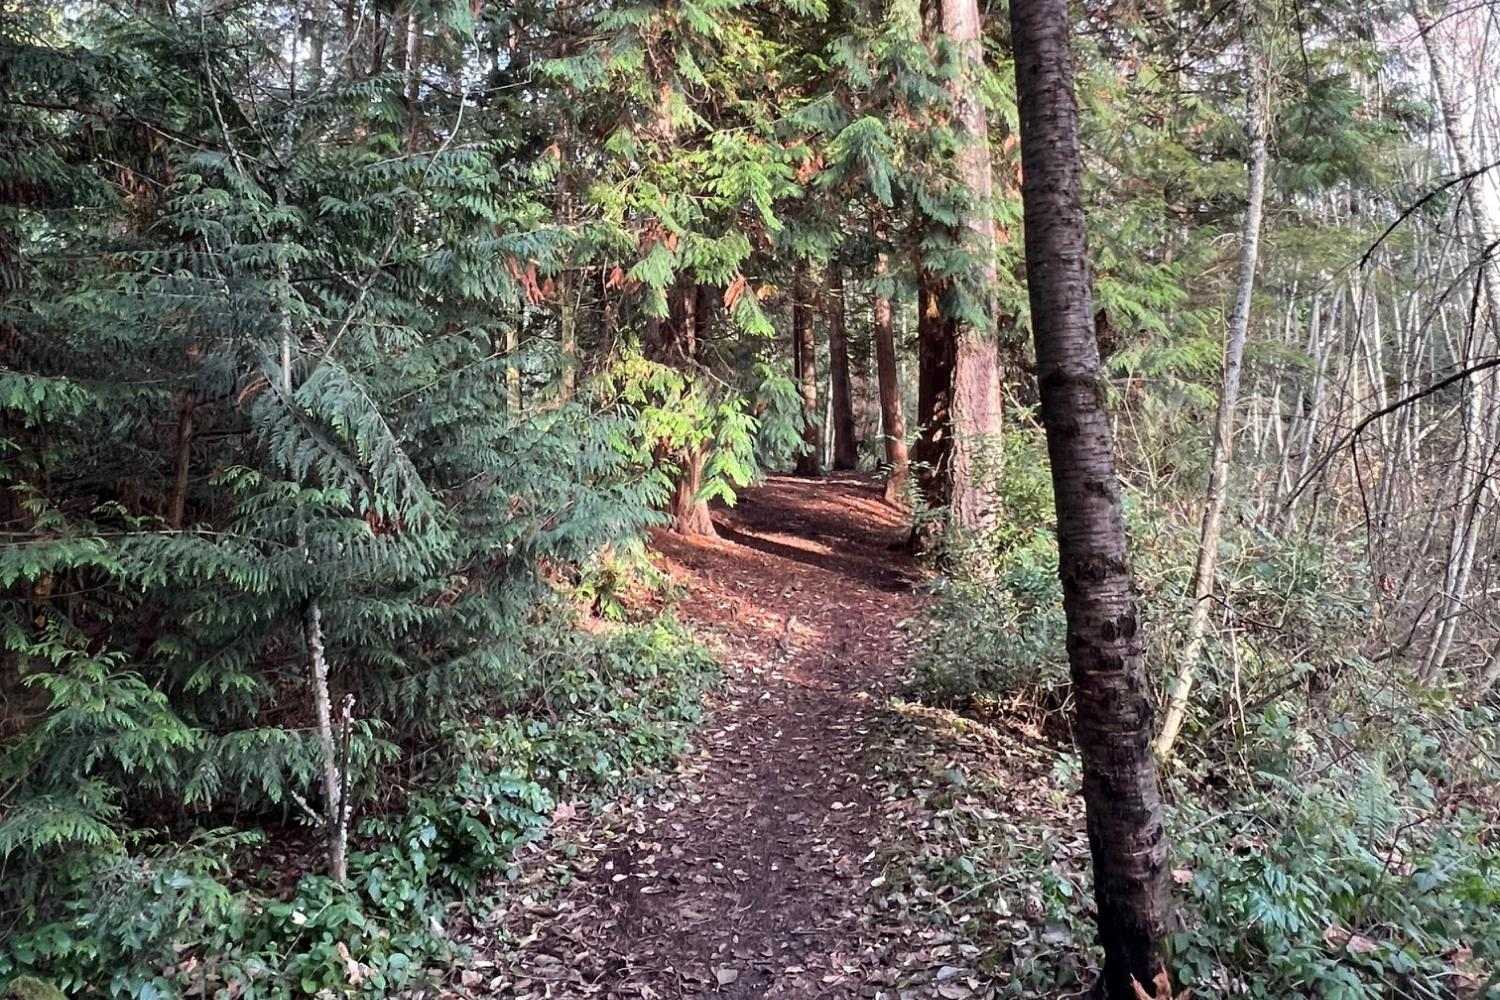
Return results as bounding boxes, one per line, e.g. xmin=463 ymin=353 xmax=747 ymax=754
xmin=902 ymin=423 xmax=1500 ymax=996
xmin=912 ymin=427 xmax=1068 ymax=705
xmin=873 ymin=697 xmax=1500 ymax=999
xmin=1170 ymin=759 xmax=1500 ymax=998
xmin=0 ymin=619 xmax=715 ymax=997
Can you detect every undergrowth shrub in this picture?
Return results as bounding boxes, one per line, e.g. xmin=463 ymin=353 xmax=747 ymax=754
xmin=0 ymin=618 xmax=715 ymax=997
xmin=1169 ymin=739 xmax=1500 ymax=998
xmin=1 ymin=11 xmax=750 ymax=995
xmin=913 ymin=427 xmax=1067 ymax=705
xmin=878 ymin=696 xmax=1500 ymax=998
xmin=901 ymin=419 xmax=1500 ymax=996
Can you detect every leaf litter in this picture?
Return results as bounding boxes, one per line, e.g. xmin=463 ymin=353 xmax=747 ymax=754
xmin=456 ymin=476 xmax=1069 ymax=998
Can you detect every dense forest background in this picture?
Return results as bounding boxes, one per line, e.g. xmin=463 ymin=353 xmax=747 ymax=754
xmin=2 ymin=0 xmax=1498 ymax=996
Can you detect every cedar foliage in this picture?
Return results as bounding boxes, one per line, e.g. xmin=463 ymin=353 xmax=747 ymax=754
xmin=0 ymin=4 xmax=730 ymax=990
xmin=5 ymin=0 xmax=1500 ymax=996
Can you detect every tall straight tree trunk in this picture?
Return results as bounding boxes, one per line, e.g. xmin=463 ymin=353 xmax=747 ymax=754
xmin=662 ymin=281 xmax=717 ymax=535
xmin=793 ymin=265 xmax=822 ymax=476
xmin=557 ymin=145 xmax=578 ymax=401
xmin=1412 ymin=1 xmax=1500 ymax=678
xmin=276 ymin=38 xmax=346 ymax=882
xmin=1010 ymin=1 xmax=1170 ymax=994
xmin=402 ymin=7 xmax=422 ymax=147
xmin=1154 ymin=26 xmax=1271 ymax=758
xmin=342 ymin=0 xmax=360 ymax=78
xmin=911 ymin=269 xmax=955 ymax=507
xmin=279 ymin=243 xmax=345 ymax=885
xmin=304 ymin=0 xmax=327 ymax=90
xmin=828 ymin=265 xmax=859 ymax=470
xmin=940 ymin=0 xmax=1003 ymax=534
xmin=167 ymin=389 xmax=195 ymax=530
xmin=874 ymin=251 xmax=910 ymax=504
xmin=641 ymin=27 xmax=717 ymax=537
xmin=1413 ymin=2 xmax=1500 ymax=326
xmin=559 ymin=275 xmax=578 ymax=399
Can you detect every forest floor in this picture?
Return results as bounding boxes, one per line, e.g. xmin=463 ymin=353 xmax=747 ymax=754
xmin=471 ymin=475 xmax=1083 ymax=1000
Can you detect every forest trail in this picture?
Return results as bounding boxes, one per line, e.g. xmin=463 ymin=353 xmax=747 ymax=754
xmin=490 ymin=475 xmax=935 ymax=998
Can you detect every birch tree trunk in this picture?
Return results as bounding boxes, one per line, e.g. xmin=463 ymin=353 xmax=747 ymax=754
xmin=1413 ymin=2 xmax=1500 ymax=325
xmin=1010 ymin=0 xmax=1170 ymax=992
xmin=1412 ymin=0 xmax=1500 ymax=678
xmin=1154 ymin=28 xmax=1271 ymax=758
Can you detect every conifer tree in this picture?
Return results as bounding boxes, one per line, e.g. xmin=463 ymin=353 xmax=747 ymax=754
xmin=935 ymin=0 xmax=1002 ymax=534
xmin=828 ymin=264 xmax=861 ymax=470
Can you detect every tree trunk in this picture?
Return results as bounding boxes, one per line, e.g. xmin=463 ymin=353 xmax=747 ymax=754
xmin=167 ymin=389 xmax=195 ymax=530
xmin=940 ymin=0 xmax=1003 ymax=535
xmin=1412 ymin=1 xmax=1500 ymax=679
xmin=669 ymin=278 xmax=699 ymax=361
xmin=342 ymin=0 xmax=357 ymax=78
xmin=303 ymin=600 xmax=346 ymax=883
xmin=558 ymin=155 xmax=578 ymax=401
xmin=793 ymin=265 xmax=822 ymax=476
xmin=277 ymin=22 xmax=346 ymax=881
xmin=874 ymin=251 xmax=910 ymax=504
xmin=304 ymin=0 xmax=327 ymax=90
xmin=403 ymin=8 xmax=422 ymax=147
xmin=828 ymin=265 xmax=859 ymax=470
xmin=695 ymin=283 xmax=714 ymax=350
xmin=654 ymin=280 xmax=717 ymax=536
xmin=670 ymin=442 xmax=717 ymax=536
xmin=279 ymin=241 xmax=346 ymax=885
xmin=1010 ymin=0 xmax=1170 ymax=994
xmin=911 ymin=268 xmax=955 ymax=507
xmin=1412 ymin=2 xmax=1500 ymax=326
xmin=559 ymin=272 xmax=578 ymax=399
xmin=1154 ymin=24 xmax=1271 ymax=758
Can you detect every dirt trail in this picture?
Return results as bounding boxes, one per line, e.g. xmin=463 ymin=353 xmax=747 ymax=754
xmin=494 ymin=475 xmax=931 ymax=998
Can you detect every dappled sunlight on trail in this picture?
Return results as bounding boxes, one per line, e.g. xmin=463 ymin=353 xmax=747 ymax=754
xmin=482 ymin=476 xmax=940 ymax=998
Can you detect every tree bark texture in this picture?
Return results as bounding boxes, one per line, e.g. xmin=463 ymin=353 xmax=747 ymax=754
xmin=911 ymin=269 xmax=955 ymax=507
xmin=1010 ymin=0 xmax=1170 ymax=993
xmin=167 ymin=389 xmax=195 ymax=530
xmin=655 ymin=280 xmax=717 ymax=536
xmin=874 ymin=252 xmax=911 ymax=504
xmin=939 ymin=0 xmax=1003 ymax=534
xmin=828 ymin=265 xmax=860 ymax=470
xmin=670 ymin=442 xmax=717 ymax=536
xmin=793 ymin=265 xmax=822 ymax=476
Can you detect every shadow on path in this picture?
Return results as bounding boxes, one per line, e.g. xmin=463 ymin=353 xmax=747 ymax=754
xmin=491 ymin=475 xmax=930 ymax=999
